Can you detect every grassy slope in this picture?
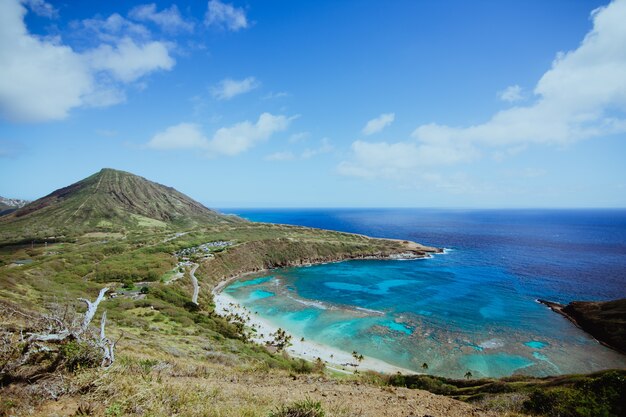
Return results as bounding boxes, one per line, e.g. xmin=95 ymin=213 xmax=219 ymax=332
xmin=1 ymin=221 xmax=460 ymax=417
xmin=2 ymin=223 xmax=623 ymax=416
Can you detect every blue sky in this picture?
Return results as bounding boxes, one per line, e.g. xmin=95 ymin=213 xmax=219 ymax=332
xmin=1 ymin=0 xmax=626 ymax=208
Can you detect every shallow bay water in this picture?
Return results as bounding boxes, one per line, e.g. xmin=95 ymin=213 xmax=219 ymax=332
xmin=222 ymin=209 xmax=626 ymax=378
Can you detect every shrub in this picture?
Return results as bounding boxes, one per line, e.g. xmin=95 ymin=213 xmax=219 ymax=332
xmin=268 ymin=398 xmax=324 ymax=417
xmin=59 ymin=340 xmax=102 ymax=372
xmin=523 ymin=371 xmax=626 ymax=417
xmin=387 ymin=374 xmax=458 ymax=396
xmin=184 ymin=301 xmax=200 ymax=312
xmin=290 ymin=358 xmax=313 ymax=374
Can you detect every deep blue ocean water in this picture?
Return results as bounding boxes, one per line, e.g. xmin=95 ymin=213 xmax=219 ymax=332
xmin=221 ymin=209 xmax=626 ymax=378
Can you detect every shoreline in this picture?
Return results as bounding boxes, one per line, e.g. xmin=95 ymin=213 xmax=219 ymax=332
xmin=213 ymin=289 xmax=418 ymax=375
xmin=212 ymin=244 xmax=445 ymax=295
xmin=210 ymin=251 xmax=440 ymax=375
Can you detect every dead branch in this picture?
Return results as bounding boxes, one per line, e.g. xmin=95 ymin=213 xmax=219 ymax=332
xmin=78 ymin=287 xmax=109 ymax=335
xmin=98 ymin=311 xmax=115 ymax=367
xmin=4 ymin=287 xmax=116 ymax=384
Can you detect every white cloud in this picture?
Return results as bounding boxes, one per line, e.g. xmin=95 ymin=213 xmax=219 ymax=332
xmin=0 ymin=0 xmax=176 ymax=122
xmin=266 ymin=151 xmax=295 ymax=161
xmin=211 ymin=77 xmax=259 ymax=100
xmin=146 ymin=113 xmax=293 ymax=156
xmin=129 ymin=4 xmax=194 ymax=33
xmin=80 ymin=13 xmax=151 ymax=43
xmin=22 ymin=0 xmax=58 ymax=18
xmin=147 ymin=123 xmax=208 ymax=150
xmin=205 ymin=0 xmax=248 ymax=31
xmin=362 ymin=113 xmax=395 ymax=135
xmin=341 ymin=0 xmax=626 ymax=180
xmin=0 ymin=0 xmax=92 ymax=121
xmin=413 ymin=0 xmax=626 ymax=147
xmin=208 ymin=113 xmax=292 ymax=155
xmin=338 ymin=140 xmax=477 ymax=180
xmin=498 ymin=85 xmax=523 ymax=102
xmin=86 ymin=37 xmax=174 ymax=83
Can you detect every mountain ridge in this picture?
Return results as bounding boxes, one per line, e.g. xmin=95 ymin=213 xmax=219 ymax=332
xmin=0 ymin=196 xmax=29 ymax=216
xmin=0 ymin=168 xmax=239 ymax=240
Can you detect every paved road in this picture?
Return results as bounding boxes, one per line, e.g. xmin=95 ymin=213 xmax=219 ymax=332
xmin=190 ymin=263 xmax=199 ymax=305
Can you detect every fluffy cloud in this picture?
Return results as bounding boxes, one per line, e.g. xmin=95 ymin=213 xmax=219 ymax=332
xmin=337 ymin=140 xmax=477 ymax=179
xmin=211 ymin=77 xmax=259 ymax=100
xmin=362 ymin=113 xmax=395 ymax=135
xmin=340 ymin=0 xmax=626 ymax=180
xmin=146 ymin=123 xmax=208 ymax=150
xmin=129 ymin=4 xmax=194 ymax=33
xmin=205 ymin=0 xmax=248 ymax=31
xmin=414 ymin=0 xmax=626 ymax=147
xmin=0 ymin=0 xmax=93 ymax=121
xmin=0 ymin=0 xmax=176 ymax=122
xmin=79 ymin=13 xmax=151 ymax=42
xmin=147 ymin=113 xmax=293 ymax=156
xmin=208 ymin=113 xmax=292 ymax=155
xmin=498 ymin=85 xmax=523 ymax=102
xmin=86 ymin=38 xmax=174 ymax=83
xmin=22 ymin=0 xmax=58 ymax=18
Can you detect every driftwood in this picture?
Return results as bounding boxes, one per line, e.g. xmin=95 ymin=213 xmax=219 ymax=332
xmin=79 ymin=287 xmax=109 ymax=334
xmin=98 ymin=311 xmax=117 ymax=367
xmin=20 ymin=287 xmax=116 ymax=368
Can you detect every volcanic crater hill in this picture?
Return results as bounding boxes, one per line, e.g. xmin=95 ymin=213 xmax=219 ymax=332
xmin=0 ymin=168 xmax=240 ymax=241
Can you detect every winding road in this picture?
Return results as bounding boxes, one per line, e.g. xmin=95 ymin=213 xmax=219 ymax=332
xmin=190 ymin=263 xmax=199 ymax=305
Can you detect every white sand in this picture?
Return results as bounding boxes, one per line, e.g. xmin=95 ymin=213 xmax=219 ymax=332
xmin=213 ymin=284 xmax=417 ymax=375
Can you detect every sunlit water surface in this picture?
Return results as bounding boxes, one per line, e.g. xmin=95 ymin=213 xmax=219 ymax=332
xmin=222 ymin=209 xmax=626 ymax=378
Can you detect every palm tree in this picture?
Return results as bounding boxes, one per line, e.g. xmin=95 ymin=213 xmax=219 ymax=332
xmin=464 ymin=371 xmax=473 ymax=380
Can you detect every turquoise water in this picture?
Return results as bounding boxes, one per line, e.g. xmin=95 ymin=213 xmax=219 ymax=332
xmin=525 ymin=341 xmax=548 ymax=349
xmin=222 ymin=209 xmax=626 ymax=378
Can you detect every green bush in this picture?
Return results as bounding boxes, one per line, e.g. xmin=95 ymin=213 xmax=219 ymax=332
xmin=268 ymin=398 xmax=324 ymax=417
xmin=290 ymin=358 xmax=313 ymax=374
xmin=388 ymin=374 xmax=458 ymax=396
xmin=523 ymin=371 xmax=625 ymax=417
xmin=59 ymin=340 xmax=101 ymax=372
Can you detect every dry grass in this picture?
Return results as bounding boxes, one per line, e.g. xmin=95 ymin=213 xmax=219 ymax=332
xmin=26 ymin=352 xmax=500 ymax=417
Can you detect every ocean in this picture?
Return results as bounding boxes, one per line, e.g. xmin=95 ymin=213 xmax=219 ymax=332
xmin=220 ymin=208 xmax=626 ymax=378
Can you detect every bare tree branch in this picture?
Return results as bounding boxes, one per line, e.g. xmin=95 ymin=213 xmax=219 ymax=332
xmin=78 ymin=287 xmax=109 ymax=335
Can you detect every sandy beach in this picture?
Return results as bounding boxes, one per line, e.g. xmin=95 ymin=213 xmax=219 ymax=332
xmin=213 ymin=283 xmax=417 ymax=375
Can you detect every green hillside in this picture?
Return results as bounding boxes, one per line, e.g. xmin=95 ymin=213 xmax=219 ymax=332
xmin=0 ymin=168 xmax=239 ymax=242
